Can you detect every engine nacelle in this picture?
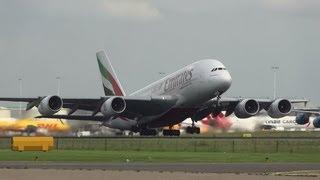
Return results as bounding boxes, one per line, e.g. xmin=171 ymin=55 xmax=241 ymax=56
xmin=100 ymin=96 xmax=126 ymax=117
xmin=267 ymin=99 xmax=292 ymax=118
xmin=38 ymin=95 xmax=63 ymax=115
xmin=295 ymin=113 xmax=310 ymax=125
xmin=313 ymin=117 xmax=320 ymax=128
xmin=234 ymin=99 xmax=260 ymax=118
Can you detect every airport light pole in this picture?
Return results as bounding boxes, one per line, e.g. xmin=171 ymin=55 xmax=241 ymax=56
xmin=56 ymin=76 xmax=61 ymax=96
xmin=18 ymin=78 xmax=22 ymax=118
xmin=271 ymin=66 xmax=279 ymax=100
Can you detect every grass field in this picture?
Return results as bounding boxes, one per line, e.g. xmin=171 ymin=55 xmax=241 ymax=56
xmin=1 ymin=150 xmax=320 ymax=163
xmin=192 ymin=131 xmax=320 ymax=138
xmin=1 ymin=137 xmax=320 ymax=153
xmin=1 ymin=134 xmax=320 ymax=163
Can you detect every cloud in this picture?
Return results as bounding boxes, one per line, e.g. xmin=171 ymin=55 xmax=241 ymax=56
xmin=263 ymin=0 xmax=320 ymax=12
xmin=102 ymin=0 xmax=161 ymax=20
xmin=259 ymin=0 xmax=320 ymax=18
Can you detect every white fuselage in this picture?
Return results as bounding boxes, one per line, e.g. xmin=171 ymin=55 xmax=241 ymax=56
xmin=106 ymin=59 xmax=232 ymax=130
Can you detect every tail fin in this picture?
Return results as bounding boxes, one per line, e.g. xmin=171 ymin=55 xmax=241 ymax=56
xmin=96 ymin=50 xmax=126 ymax=96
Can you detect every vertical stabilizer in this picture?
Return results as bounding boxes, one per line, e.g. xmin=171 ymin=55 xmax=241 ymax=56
xmin=96 ymin=50 xmax=126 ymax=96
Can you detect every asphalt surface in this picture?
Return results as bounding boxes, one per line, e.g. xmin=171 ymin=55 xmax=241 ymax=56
xmin=1 ymin=169 xmax=318 ymax=180
xmin=0 ymin=162 xmax=320 ymax=173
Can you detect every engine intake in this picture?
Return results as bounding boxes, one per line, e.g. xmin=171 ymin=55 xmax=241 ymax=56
xmin=295 ymin=113 xmax=310 ymax=125
xmin=100 ymin=96 xmax=126 ymax=117
xmin=38 ymin=95 xmax=63 ymax=115
xmin=313 ymin=117 xmax=320 ymax=128
xmin=234 ymin=99 xmax=260 ymax=118
xmin=267 ymin=99 xmax=292 ymax=118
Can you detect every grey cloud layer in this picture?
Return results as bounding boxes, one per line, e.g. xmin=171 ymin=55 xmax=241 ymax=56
xmin=0 ymin=0 xmax=319 ymax=106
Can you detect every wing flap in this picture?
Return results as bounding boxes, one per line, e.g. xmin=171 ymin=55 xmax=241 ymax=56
xmin=37 ymin=115 xmax=105 ymax=121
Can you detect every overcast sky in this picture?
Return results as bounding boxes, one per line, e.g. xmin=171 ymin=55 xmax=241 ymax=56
xmin=0 ymin=0 xmax=319 ymax=106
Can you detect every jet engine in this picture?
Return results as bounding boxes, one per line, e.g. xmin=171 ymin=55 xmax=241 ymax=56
xmin=100 ymin=96 xmax=126 ymax=117
xmin=267 ymin=99 xmax=292 ymax=118
xmin=295 ymin=113 xmax=310 ymax=125
xmin=313 ymin=116 xmax=320 ymax=128
xmin=38 ymin=95 xmax=63 ymax=115
xmin=234 ymin=99 xmax=260 ymax=118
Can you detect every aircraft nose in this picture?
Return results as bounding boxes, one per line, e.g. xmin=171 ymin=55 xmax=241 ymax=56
xmin=218 ymin=71 xmax=232 ymax=93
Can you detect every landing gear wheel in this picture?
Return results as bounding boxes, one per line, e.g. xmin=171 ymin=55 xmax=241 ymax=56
xmin=195 ymin=127 xmax=200 ymax=134
xmin=186 ymin=119 xmax=200 ymax=134
xmin=139 ymin=129 xmax=157 ymax=136
xmin=163 ymin=130 xmax=180 ymax=136
xmin=186 ymin=126 xmax=193 ymax=134
xmin=186 ymin=126 xmax=200 ymax=134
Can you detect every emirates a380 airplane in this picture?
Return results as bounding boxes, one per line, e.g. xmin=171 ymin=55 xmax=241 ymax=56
xmin=0 ymin=50 xmax=303 ymax=136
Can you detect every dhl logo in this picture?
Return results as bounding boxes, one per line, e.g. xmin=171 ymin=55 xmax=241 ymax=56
xmin=0 ymin=118 xmax=71 ymax=132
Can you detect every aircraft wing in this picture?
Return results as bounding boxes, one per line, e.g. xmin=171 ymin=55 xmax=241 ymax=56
xmin=218 ymin=97 xmax=307 ymax=104
xmin=0 ymin=95 xmax=178 ymax=120
xmin=292 ymin=108 xmax=320 ymax=116
xmin=219 ymin=98 xmax=308 ymax=109
xmin=196 ymin=97 xmax=308 ymax=117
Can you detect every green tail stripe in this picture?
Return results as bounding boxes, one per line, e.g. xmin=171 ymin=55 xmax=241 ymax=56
xmin=97 ymin=57 xmax=124 ymax=96
xmin=97 ymin=59 xmax=110 ymax=81
xmin=103 ymin=86 xmax=115 ymax=96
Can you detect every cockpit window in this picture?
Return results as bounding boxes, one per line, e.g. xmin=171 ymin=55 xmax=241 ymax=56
xmin=211 ymin=68 xmax=217 ymax=72
xmin=211 ymin=67 xmax=226 ymax=72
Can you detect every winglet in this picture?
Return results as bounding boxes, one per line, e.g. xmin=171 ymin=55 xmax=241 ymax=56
xmin=96 ymin=50 xmax=126 ymax=96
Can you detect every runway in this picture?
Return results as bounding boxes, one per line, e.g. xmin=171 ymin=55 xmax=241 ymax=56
xmin=1 ymin=162 xmax=320 ymax=173
xmin=1 ymin=169 xmax=319 ymax=180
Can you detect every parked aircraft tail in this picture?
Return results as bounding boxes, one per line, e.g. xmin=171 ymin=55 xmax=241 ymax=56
xmin=96 ymin=50 xmax=126 ymax=96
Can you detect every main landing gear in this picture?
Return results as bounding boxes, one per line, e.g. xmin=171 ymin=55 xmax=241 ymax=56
xmin=131 ymin=125 xmax=158 ymax=136
xmin=186 ymin=120 xmax=200 ymax=134
xmin=163 ymin=129 xmax=180 ymax=136
xmin=139 ymin=128 xmax=157 ymax=136
xmin=212 ymin=92 xmax=222 ymax=116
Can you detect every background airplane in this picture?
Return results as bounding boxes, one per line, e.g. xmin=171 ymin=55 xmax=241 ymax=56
xmin=180 ymin=110 xmax=318 ymax=134
xmin=0 ymin=107 xmax=71 ymax=136
xmin=0 ymin=107 xmax=106 ymax=136
xmin=293 ymin=108 xmax=320 ymax=129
